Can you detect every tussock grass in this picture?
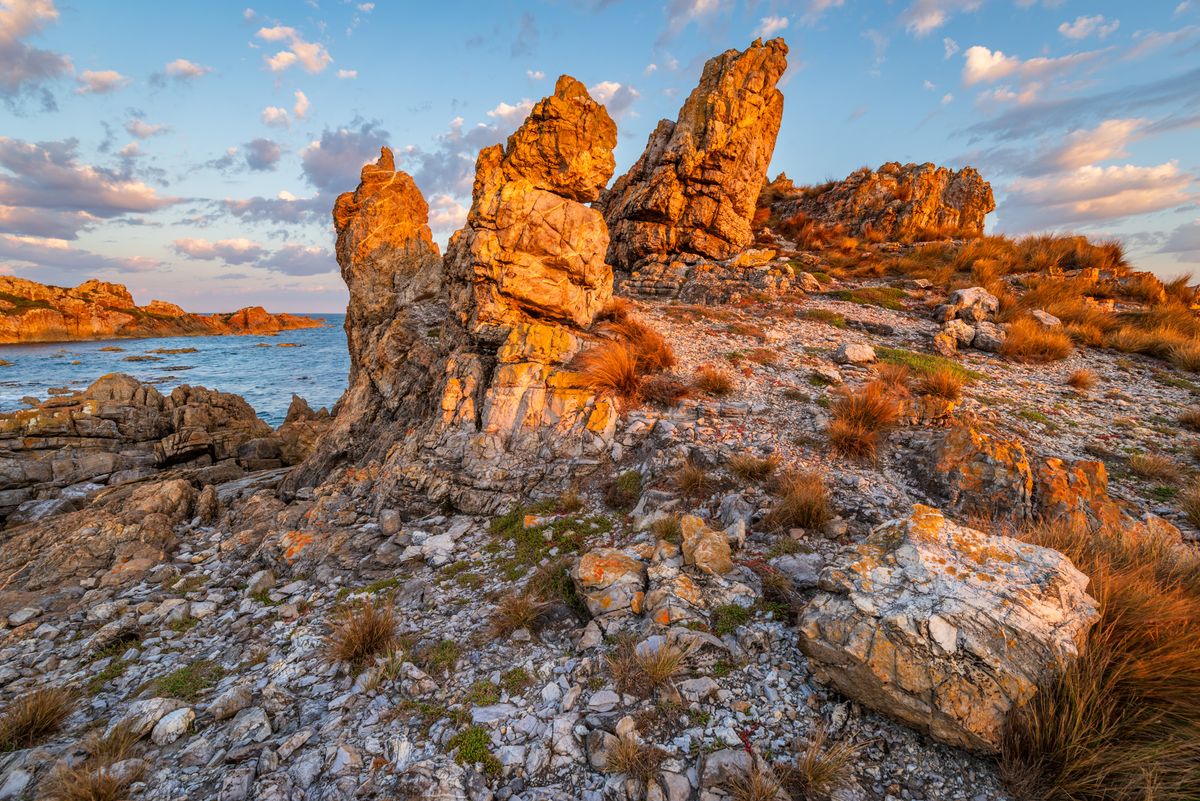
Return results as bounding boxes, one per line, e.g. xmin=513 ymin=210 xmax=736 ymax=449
xmin=640 ymin=374 xmax=691 ymax=407
xmin=695 ymin=366 xmax=736 ymax=397
xmin=765 ymin=470 xmax=831 ymax=531
xmin=579 ymin=310 xmax=677 ymax=403
xmin=784 ymin=729 xmax=867 ymax=799
xmin=0 ymin=686 xmax=73 ymax=752
xmin=1001 ymin=318 xmax=1074 ymax=363
xmin=325 ymin=598 xmax=399 ymax=668
xmin=41 ymin=722 xmax=145 ymax=801
xmin=577 ymin=340 xmax=641 ymax=400
xmin=606 ymin=637 xmax=694 ymax=697
xmin=1001 ymin=520 xmax=1200 ymax=801
xmin=490 ymin=592 xmax=550 ymax=638
xmin=827 ymin=381 xmax=902 ymax=460
xmin=1067 ymin=369 xmax=1097 ymax=390
xmin=1129 ymin=453 xmax=1179 ymax=482
xmin=676 ymin=460 xmax=714 ymax=500
xmin=727 ymin=453 xmax=780 ymax=483
xmin=604 ymin=735 xmax=667 ymax=782
xmin=726 ymin=762 xmax=786 ymax=801
xmin=1179 ymin=407 xmax=1200 ymax=432
xmin=914 ymin=365 xmax=963 ymax=401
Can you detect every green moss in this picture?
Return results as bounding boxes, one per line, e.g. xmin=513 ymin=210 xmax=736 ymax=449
xmin=0 ymin=291 xmax=54 ymax=316
xmin=418 ymin=640 xmax=461 ymax=674
xmin=711 ymin=659 xmax=733 ymax=679
xmin=710 ymin=604 xmax=752 ymax=636
xmin=447 ymin=726 xmax=502 ymax=777
xmin=875 ymin=346 xmax=982 ymax=382
xmin=800 ymin=308 xmax=847 ymax=328
xmin=491 ymin=505 xmax=612 ymax=579
xmin=500 ymin=667 xmax=532 ymax=694
xmin=149 ymin=659 xmax=225 ymax=700
xmin=826 ymin=286 xmax=908 ymax=310
xmin=604 ymin=470 xmax=642 ymax=511
xmin=88 ymin=658 xmax=128 ymax=695
xmin=465 ymin=679 xmax=501 ymax=706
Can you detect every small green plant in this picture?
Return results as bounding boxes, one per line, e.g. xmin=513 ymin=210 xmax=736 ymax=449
xmin=710 ymin=604 xmax=752 ymax=636
xmin=464 ymin=680 xmax=501 ymax=706
xmin=500 ymin=667 xmax=532 ymax=694
xmin=605 ymin=470 xmax=643 ymax=511
xmin=148 ymin=660 xmax=225 ymax=701
xmin=875 ymin=346 xmax=981 ymax=382
xmin=447 ymin=726 xmax=502 ymax=777
xmin=417 ymin=639 xmax=461 ymax=675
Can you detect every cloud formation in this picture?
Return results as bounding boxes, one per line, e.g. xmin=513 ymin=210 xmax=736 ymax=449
xmin=0 ymin=0 xmax=73 ymax=110
xmin=243 ymin=138 xmax=282 ymax=171
xmin=1004 ymin=162 xmax=1194 ymax=230
xmin=75 ymin=69 xmax=128 ymax=95
xmin=1059 ymin=15 xmax=1120 ymax=41
xmin=256 ymin=25 xmax=333 ymax=74
xmin=172 ymin=237 xmax=334 ymax=276
xmin=164 ymin=58 xmax=211 ymax=79
xmin=0 ymin=233 xmax=159 ymax=274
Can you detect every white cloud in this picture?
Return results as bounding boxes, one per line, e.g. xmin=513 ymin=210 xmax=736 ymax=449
xmin=243 ymin=7 xmax=256 ymax=22
xmin=125 ymin=118 xmax=166 ymax=138
xmin=644 ymin=63 xmax=658 ymax=75
xmin=526 ymin=69 xmax=545 ymax=80
xmin=0 ymin=0 xmax=74 ymax=107
xmin=164 ymin=58 xmax=211 ymax=79
xmin=357 ymin=2 xmax=374 ymax=10
xmin=1005 ymin=161 xmax=1194 ymax=228
xmin=942 ymin=92 xmax=954 ymax=104
xmin=486 ymin=99 xmax=534 ymax=126
xmin=1059 ymin=15 xmax=1119 ymax=40
xmin=1041 ymin=118 xmax=1146 ymax=171
xmin=588 ymin=80 xmax=640 ymax=116
xmin=754 ymin=15 xmax=789 ymax=38
xmin=172 ymin=237 xmax=267 ymax=265
xmin=336 ymin=69 xmax=357 ymax=79
xmin=75 ymin=69 xmax=128 ymax=95
xmin=658 ymin=0 xmax=721 ymax=44
xmin=0 ymin=233 xmax=159 ymax=273
xmin=802 ymin=0 xmax=844 ymax=24
xmin=428 ymin=193 xmax=467 ymax=233
xmin=962 ymin=45 xmax=1100 ymax=86
xmin=943 ymin=37 xmax=959 ymax=58
xmin=923 ymin=79 xmax=936 ymax=90
xmin=255 ymin=25 xmax=332 ymax=74
xmin=1162 ymin=218 xmax=1200 ymax=259
xmin=901 ymin=0 xmax=982 ymax=37
xmin=1125 ymin=26 xmax=1200 ymax=60
xmin=261 ymin=106 xmax=289 ymax=127
xmin=293 ymin=90 xmax=309 ymax=119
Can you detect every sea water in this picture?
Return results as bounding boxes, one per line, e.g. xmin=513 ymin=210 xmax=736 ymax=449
xmin=0 ymin=314 xmax=349 ymax=427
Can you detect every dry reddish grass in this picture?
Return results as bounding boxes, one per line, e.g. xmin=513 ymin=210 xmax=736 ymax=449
xmin=874 ymin=363 xmax=913 ymax=394
xmin=725 ymin=762 xmax=787 ymax=801
xmin=1067 ymin=369 xmax=1097 ymax=390
xmin=325 ymin=599 xmax=399 ymax=668
xmin=783 ymin=729 xmax=867 ymax=799
xmin=1181 ymin=482 xmax=1200 ymax=528
xmin=1001 ymin=521 xmax=1200 ymax=801
xmin=490 ymin=592 xmax=550 ymax=638
xmin=1129 ymin=453 xmax=1179 ymax=482
xmin=676 ymin=460 xmax=714 ymax=500
xmin=765 ymin=470 xmax=832 ymax=531
xmin=40 ymin=722 xmax=145 ymax=801
xmin=0 ymin=686 xmax=73 ymax=752
xmin=1000 ymin=318 xmax=1074 ymax=363
xmin=915 ymin=365 xmax=963 ymax=401
xmin=577 ymin=340 xmax=642 ymax=400
xmin=606 ymin=316 xmax=677 ymax=373
xmin=727 ymin=453 xmax=780 ymax=483
xmin=606 ymin=636 xmax=693 ymax=697
xmin=695 ymin=366 xmax=736 ymax=397
xmin=604 ymin=735 xmax=667 ymax=782
xmin=1179 ymin=407 xmax=1200 ymax=432
xmin=639 ymin=374 xmax=692 ymax=408
xmin=827 ymin=381 xmax=902 ymax=460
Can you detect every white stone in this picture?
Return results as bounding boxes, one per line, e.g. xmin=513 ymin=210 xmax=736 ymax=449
xmin=151 ymin=706 xmax=195 ymax=745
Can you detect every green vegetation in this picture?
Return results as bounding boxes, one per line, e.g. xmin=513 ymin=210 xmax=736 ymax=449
xmin=875 ymin=346 xmax=982 ymax=382
xmin=826 ymin=286 xmax=908 ymax=310
xmin=147 ymin=659 xmax=225 ymax=700
xmin=710 ymin=604 xmax=752 ymax=636
xmin=464 ymin=679 xmax=500 ymax=706
xmin=604 ymin=470 xmax=643 ymax=511
xmin=490 ymin=505 xmax=613 ymax=580
xmin=447 ymin=726 xmax=502 ymax=777
xmin=0 ymin=291 xmax=54 ymax=316
xmin=800 ymin=308 xmax=847 ymax=328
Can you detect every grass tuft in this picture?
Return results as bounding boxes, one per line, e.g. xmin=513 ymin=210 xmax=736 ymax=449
xmin=1001 ymin=318 xmax=1074 ymax=363
xmin=325 ymin=599 xmax=398 ymax=668
xmin=827 ymin=381 xmax=902 ymax=461
xmin=0 ymin=686 xmax=74 ymax=752
xmin=695 ymin=366 xmax=736 ymax=397
xmin=765 ymin=470 xmax=832 ymax=531
xmin=604 ymin=734 xmax=667 ymax=783
xmin=490 ymin=592 xmax=551 ymax=639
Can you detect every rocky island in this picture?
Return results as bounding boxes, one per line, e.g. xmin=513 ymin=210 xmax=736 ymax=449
xmin=0 ymin=36 xmax=1197 ymax=801
xmin=0 ymin=276 xmax=322 ymax=345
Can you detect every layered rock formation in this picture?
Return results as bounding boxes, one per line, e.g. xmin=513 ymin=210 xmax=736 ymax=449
xmin=0 ymin=374 xmax=321 ymax=525
xmin=287 ymin=76 xmax=621 ymax=511
xmin=602 ymin=38 xmax=788 ymax=270
xmin=799 ymin=505 xmax=1099 ymax=753
xmin=772 ymin=162 xmax=995 ymax=241
xmin=0 ymin=277 xmax=321 ymax=344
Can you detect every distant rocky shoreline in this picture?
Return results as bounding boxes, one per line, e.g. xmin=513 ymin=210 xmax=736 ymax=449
xmin=0 ymin=276 xmax=323 ymax=345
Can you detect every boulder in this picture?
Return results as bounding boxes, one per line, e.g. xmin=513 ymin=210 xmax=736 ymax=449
xmin=602 ymin=38 xmax=789 ymax=269
xmin=939 ymin=287 xmax=999 ymax=323
xmin=679 ymin=515 xmax=734 ymax=576
xmin=798 ymin=505 xmax=1099 ymax=753
xmin=833 ymin=342 xmax=876 ymax=365
xmin=571 ymin=548 xmax=647 ymax=618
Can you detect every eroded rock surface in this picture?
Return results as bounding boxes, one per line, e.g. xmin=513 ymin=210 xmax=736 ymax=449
xmin=798 ymin=505 xmax=1099 ymax=753
xmin=602 ymin=38 xmax=788 ymax=270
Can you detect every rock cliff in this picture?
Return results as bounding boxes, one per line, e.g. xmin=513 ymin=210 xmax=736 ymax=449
xmin=0 ymin=276 xmax=322 ymax=344
xmin=766 ymin=162 xmax=995 ymax=241
xmin=286 ymin=76 xmax=620 ymax=511
xmin=602 ymin=38 xmax=788 ymax=270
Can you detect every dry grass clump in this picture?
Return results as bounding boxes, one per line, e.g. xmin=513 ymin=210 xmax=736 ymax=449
xmin=874 ymin=363 xmax=912 ymax=393
xmin=579 ymin=309 xmax=677 ymax=402
xmin=0 ymin=686 xmax=73 ymax=752
xmin=1179 ymin=482 xmax=1200 ymax=528
xmin=765 ymin=470 xmax=831 ymax=531
xmin=827 ymin=381 xmax=902 ymax=461
xmin=1067 ymin=369 xmax=1097 ymax=390
xmin=1001 ymin=318 xmax=1074 ymax=363
xmin=606 ymin=316 xmax=677 ymax=373
xmin=727 ymin=453 xmax=780 ymax=483
xmin=695 ymin=366 xmax=736 ymax=397
xmin=1128 ymin=453 xmax=1179 ymax=482
xmin=1000 ymin=520 xmax=1200 ymax=801
xmin=1179 ymin=407 xmax=1200 ymax=432
xmin=914 ymin=365 xmax=963 ymax=401
xmin=604 ymin=734 xmax=667 ymax=782
xmin=726 ymin=762 xmax=786 ymax=801
xmin=41 ymin=722 xmax=145 ymax=801
xmin=490 ymin=592 xmax=551 ymax=638
xmin=576 ymin=340 xmax=641 ymax=400
xmin=649 ymin=514 xmax=682 ymax=543
xmin=676 ymin=460 xmax=714 ymax=500
xmin=639 ymin=374 xmax=692 ymax=408
xmin=784 ymin=729 xmax=867 ymax=799
xmin=325 ymin=598 xmax=399 ymax=668
xmin=606 ymin=636 xmax=694 ymax=697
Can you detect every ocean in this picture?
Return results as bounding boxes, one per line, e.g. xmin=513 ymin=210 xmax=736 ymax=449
xmin=0 ymin=314 xmax=349 ymax=427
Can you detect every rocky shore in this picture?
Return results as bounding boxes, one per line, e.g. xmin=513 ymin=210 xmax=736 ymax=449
xmin=0 ymin=36 xmax=1197 ymax=801
xmin=0 ymin=277 xmax=322 ymax=345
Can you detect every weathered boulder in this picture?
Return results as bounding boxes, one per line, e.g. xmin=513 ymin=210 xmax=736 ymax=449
xmin=935 ymin=286 xmax=1000 ymax=323
xmin=602 ymin=38 xmax=788 ymax=269
xmin=798 ymin=505 xmax=1098 ymax=753
xmin=783 ymin=162 xmax=994 ymax=241
xmin=571 ymin=548 xmax=647 ymax=618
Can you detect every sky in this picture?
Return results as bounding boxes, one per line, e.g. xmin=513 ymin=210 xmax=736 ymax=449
xmin=1 ymin=0 xmax=1198 ymax=313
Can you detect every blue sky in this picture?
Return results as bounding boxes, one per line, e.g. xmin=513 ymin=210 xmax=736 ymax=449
xmin=1 ymin=0 xmax=1198 ymax=312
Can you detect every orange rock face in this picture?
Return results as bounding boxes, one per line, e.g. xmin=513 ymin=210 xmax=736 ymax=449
xmin=0 ymin=276 xmax=321 ymax=344
xmin=602 ymin=38 xmax=789 ymax=269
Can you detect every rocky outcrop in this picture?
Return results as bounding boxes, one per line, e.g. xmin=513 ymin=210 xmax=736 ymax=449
xmin=798 ymin=505 xmax=1099 ymax=753
xmin=287 ymin=77 xmax=621 ymax=511
xmin=618 ymin=247 xmax=797 ymax=304
xmin=602 ymin=38 xmax=788 ymax=270
xmin=770 ymin=162 xmax=995 ymax=242
xmin=0 ymin=374 xmax=312 ymax=525
xmin=0 ymin=276 xmax=321 ymax=344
